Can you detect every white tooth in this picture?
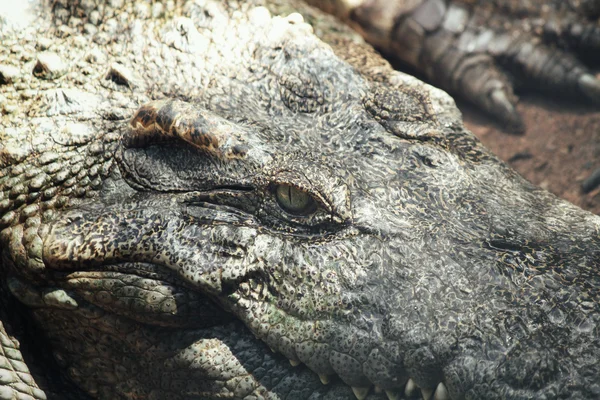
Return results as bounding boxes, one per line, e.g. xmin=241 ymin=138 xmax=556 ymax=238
xmin=434 ymin=382 xmax=449 ymax=400
xmin=405 ymin=379 xmax=418 ymax=397
xmin=385 ymin=390 xmax=399 ymax=400
xmin=319 ymin=374 xmax=330 ymax=385
xmin=351 ymin=386 xmax=370 ymax=400
xmin=289 ymin=359 xmax=300 ymax=367
xmin=421 ymin=387 xmax=433 ymax=400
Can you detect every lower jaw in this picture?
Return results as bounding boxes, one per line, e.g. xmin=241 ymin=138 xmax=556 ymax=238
xmin=228 ymin=302 xmax=452 ymax=400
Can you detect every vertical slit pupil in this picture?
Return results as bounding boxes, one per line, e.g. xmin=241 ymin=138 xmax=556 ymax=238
xmin=275 ymin=184 xmax=316 ymax=215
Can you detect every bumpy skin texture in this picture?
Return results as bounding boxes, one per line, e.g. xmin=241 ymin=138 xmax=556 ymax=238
xmin=311 ymin=0 xmax=600 ymax=132
xmin=1 ymin=1 xmax=600 ymax=400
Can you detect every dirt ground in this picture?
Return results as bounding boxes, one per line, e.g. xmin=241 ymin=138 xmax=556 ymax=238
xmin=460 ymin=96 xmax=600 ymax=215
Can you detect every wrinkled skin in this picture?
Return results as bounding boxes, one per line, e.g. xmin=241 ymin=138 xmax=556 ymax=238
xmin=1 ymin=1 xmax=600 ymax=400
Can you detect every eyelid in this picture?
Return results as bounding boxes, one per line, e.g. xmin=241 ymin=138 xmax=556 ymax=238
xmin=266 ymin=168 xmax=351 ymax=225
xmin=269 ymin=173 xmax=330 ymax=207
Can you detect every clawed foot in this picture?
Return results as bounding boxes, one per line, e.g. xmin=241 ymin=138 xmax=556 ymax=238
xmin=347 ymin=0 xmax=600 ymax=133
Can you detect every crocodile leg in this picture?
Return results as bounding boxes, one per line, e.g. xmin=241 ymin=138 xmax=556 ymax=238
xmin=310 ymin=0 xmax=600 ymax=132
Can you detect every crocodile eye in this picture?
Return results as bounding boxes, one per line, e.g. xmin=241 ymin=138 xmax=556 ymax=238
xmin=275 ymin=184 xmax=317 ymax=215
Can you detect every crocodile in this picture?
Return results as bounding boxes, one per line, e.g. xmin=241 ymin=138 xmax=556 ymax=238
xmin=315 ymin=0 xmax=600 ymax=132
xmin=1 ymin=1 xmax=600 ymax=399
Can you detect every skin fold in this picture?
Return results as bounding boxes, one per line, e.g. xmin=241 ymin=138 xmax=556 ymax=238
xmin=0 ymin=1 xmax=599 ymax=399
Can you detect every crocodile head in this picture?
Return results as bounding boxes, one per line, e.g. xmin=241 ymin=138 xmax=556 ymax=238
xmin=1 ymin=1 xmax=599 ymax=399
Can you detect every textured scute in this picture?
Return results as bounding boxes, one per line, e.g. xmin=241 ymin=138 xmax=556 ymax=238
xmin=1 ymin=1 xmax=600 ymax=400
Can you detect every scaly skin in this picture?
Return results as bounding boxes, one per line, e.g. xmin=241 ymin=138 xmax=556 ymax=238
xmin=310 ymin=0 xmax=600 ymax=132
xmin=1 ymin=1 xmax=600 ymax=400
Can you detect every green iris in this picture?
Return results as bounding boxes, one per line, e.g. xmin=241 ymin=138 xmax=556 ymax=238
xmin=275 ymin=184 xmax=316 ymax=215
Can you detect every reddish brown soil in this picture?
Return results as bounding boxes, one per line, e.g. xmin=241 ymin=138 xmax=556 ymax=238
xmin=461 ymin=96 xmax=600 ymax=215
